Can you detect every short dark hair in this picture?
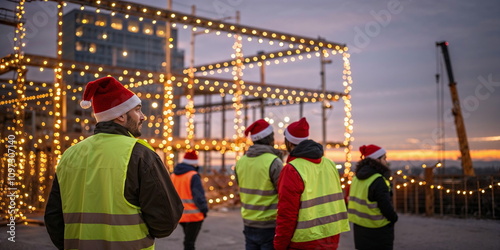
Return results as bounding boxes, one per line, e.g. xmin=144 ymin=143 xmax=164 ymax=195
xmin=253 ymin=132 xmax=274 ymax=146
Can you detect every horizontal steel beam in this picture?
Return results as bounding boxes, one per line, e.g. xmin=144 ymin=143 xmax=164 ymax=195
xmin=51 ymin=0 xmax=347 ymax=50
xmin=1 ymin=54 xmax=347 ymax=105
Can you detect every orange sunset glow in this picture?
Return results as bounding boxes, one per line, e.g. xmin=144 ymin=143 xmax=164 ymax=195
xmin=326 ymin=149 xmax=500 ymax=163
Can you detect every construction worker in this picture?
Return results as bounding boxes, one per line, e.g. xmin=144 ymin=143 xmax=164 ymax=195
xmin=348 ymin=144 xmax=398 ymax=250
xmin=274 ymin=117 xmax=350 ymax=250
xmin=235 ymin=119 xmax=284 ymax=250
xmin=171 ymin=150 xmax=208 ymax=250
xmin=45 ymin=76 xmax=183 ymax=249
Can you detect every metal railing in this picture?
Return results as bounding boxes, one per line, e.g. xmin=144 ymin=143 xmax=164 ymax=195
xmin=393 ymin=174 xmax=499 ymax=219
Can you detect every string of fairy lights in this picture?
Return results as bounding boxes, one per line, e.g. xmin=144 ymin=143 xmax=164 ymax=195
xmin=232 ymin=32 xmax=245 ymax=154
xmin=390 ymin=170 xmax=500 ymax=195
xmin=209 ymin=171 xmax=500 ymax=206
xmin=52 ymin=2 xmax=65 ymax=159
xmin=1 ymin=55 xmax=352 ymax=150
xmin=1 ymin=5 xmax=352 ymax=144
xmin=339 ymin=171 xmax=500 ymax=196
xmin=0 ymin=0 xmax=354 ymax=218
xmin=1 ymin=0 xmax=29 ymax=223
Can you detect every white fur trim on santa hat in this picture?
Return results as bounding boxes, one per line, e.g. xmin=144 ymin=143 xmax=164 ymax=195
xmin=367 ymin=148 xmax=386 ymax=159
xmin=284 ymin=129 xmax=308 ymax=145
xmin=183 ymin=158 xmax=199 ymax=165
xmin=250 ymin=124 xmax=273 ymax=141
xmin=94 ymin=95 xmax=141 ymax=122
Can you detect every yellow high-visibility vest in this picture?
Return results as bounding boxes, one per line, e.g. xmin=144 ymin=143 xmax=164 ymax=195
xmin=57 ymin=133 xmax=154 ymax=250
xmin=236 ymin=153 xmax=279 ymax=227
xmin=348 ymin=173 xmax=392 ymax=228
xmin=289 ymin=157 xmax=350 ymax=243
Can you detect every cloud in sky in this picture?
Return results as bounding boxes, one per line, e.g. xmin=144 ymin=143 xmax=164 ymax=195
xmin=468 ymin=136 xmax=500 ymax=142
xmin=0 ymin=0 xmax=498 ymax=161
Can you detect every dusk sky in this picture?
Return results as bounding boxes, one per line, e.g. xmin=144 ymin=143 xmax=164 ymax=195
xmin=1 ymin=0 xmax=499 ymax=163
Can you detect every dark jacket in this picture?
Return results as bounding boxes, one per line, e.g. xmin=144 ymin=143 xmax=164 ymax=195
xmin=351 ymin=158 xmax=398 ymax=250
xmin=354 ymin=160 xmax=398 ymax=223
xmin=172 ymin=163 xmax=208 ymax=217
xmin=44 ymin=121 xmax=184 ymax=250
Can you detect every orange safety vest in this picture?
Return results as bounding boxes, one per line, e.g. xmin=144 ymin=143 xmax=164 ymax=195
xmin=171 ymin=171 xmax=205 ymax=222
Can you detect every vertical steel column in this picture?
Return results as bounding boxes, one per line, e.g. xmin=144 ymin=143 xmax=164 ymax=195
xmin=425 ymin=168 xmax=434 ymax=216
xmin=320 ymin=49 xmax=327 ymax=148
xmin=232 ymin=11 xmax=244 ymax=152
xmin=477 ymin=179 xmax=481 ymax=218
xmin=52 ymin=1 xmax=65 ymax=160
xmin=452 ymin=176 xmax=456 ymax=215
xmin=258 ymin=51 xmax=265 ymax=118
xmin=185 ymin=5 xmax=196 ymax=148
xmin=162 ymin=0 xmax=175 ymax=170
xmin=464 ymin=178 xmax=468 ymax=218
xmin=342 ymin=51 xmax=354 ymax=175
xmin=221 ymin=95 xmax=226 ymax=172
xmin=12 ymin=0 xmax=27 ymax=174
xmin=439 ymin=179 xmax=443 ymax=216
xmin=414 ymin=182 xmax=419 ymax=214
xmin=491 ymin=176 xmax=496 ymax=219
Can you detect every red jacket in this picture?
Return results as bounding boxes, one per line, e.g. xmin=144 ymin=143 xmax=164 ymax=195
xmin=274 ymin=155 xmax=340 ymax=250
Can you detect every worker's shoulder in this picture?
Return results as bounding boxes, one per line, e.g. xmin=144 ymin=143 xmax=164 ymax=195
xmin=132 ymin=141 xmax=157 ymax=156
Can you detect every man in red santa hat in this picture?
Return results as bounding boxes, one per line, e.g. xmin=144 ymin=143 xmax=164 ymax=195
xmin=45 ymin=76 xmax=183 ymax=250
xmin=235 ymin=118 xmax=284 ymax=250
xmin=274 ymin=117 xmax=350 ymax=250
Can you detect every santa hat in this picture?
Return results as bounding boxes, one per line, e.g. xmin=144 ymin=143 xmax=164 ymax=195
xmin=284 ymin=117 xmax=309 ymax=145
xmin=245 ymin=119 xmax=273 ymax=141
xmin=182 ymin=150 xmax=199 ymax=165
xmin=80 ymin=76 xmax=141 ymax=122
xmin=359 ymin=144 xmax=386 ymax=159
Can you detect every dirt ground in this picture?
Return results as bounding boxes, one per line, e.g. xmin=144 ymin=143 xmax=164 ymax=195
xmin=2 ymin=208 xmax=499 ymax=250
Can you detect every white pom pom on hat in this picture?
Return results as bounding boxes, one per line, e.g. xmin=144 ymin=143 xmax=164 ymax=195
xmin=80 ymin=100 xmax=92 ymax=109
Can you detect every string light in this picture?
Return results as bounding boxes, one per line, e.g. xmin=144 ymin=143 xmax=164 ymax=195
xmin=52 ymin=2 xmax=64 ymax=160
xmin=389 ymin=171 xmax=499 ymax=196
xmin=1 ymin=0 xmax=30 ymax=223
xmin=342 ymin=52 xmax=354 ymax=175
xmin=1 ymin=0 xmax=355 ymax=214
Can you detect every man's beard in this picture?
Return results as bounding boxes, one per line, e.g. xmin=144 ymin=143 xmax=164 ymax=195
xmin=126 ymin=113 xmax=142 ymax=137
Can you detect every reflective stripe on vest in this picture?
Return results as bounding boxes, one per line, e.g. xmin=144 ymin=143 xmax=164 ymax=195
xmin=171 ymin=170 xmax=205 ymax=222
xmin=235 ymin=153 xmax=279 ymax=227
xmin=348 ymin=173 xmax=392 ymax=228
xmin=289 ymin=157 xmax=350 ymax=243
xmin=57 ymin=133 xmax=154 ymax=250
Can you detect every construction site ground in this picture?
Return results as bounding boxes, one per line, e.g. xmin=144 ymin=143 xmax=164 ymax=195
xmin=2 ymin=207 xmax=499 ymax=250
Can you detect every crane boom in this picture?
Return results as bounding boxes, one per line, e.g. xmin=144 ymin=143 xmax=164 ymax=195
xmin=436 ymin=41 xmax=475 ymax=176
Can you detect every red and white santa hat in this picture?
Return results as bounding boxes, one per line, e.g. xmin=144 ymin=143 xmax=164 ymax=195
xmin=359 ymin=144 xmax=386 ymax=159
xmin=244 ymin=119 xmax=273 ymax=141
xmin=182 ymin=150 xmax=199 ymax=165
xmin=284 ymin=117 xmax=309 ymax=145
xmin=80 ymin=76 xmax=141 ymax=122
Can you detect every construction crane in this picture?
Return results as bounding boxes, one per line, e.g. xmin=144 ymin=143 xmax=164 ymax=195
xmin=436 ymin=41 xmax=475 ymax=176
